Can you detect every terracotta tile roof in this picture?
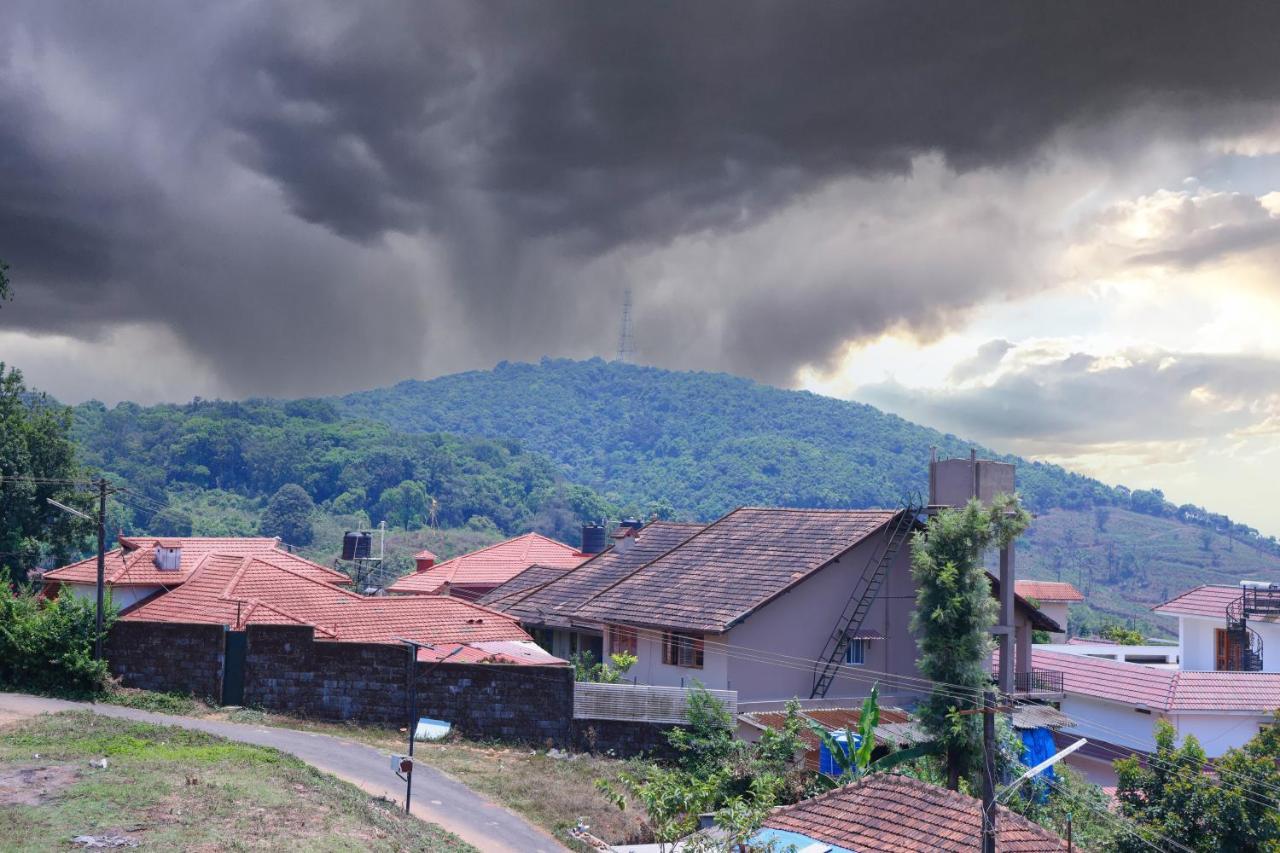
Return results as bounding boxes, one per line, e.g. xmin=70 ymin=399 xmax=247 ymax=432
xmin=987 ymin=574 xmax=1063 ymax=633
xmin=762 ymin=773 xmax=1067 ymax=852
xmin=492 ymin=522 xmax=705 ymax=627
xmin=1153 ymin=584 xmax=1240 ymax=618
xmin=386 ymin=533 xmax=587 ymax=594
xmin=121 ymin=551 xmax=547 ymax=659
xmin=740 ymin=707 xmax=915 ymax=769
xmin=40 ymin=536 xmax=349 ymax=588
xmin=475 ymin=564 xmax=576 ymax=610
xmin=1030 ymin=648 xmax=1280 ymax=712
xmin=575 ymin=508 xmax=899 ymax=633
xmin=1015 ymin=580 xmax=1084 ymax=603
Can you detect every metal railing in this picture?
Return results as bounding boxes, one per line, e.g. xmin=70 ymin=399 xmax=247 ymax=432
xmin=1009 ymin=669 xmax=1063 ymax=695
xmin=573 ymin=682 xmax=738 ymax=724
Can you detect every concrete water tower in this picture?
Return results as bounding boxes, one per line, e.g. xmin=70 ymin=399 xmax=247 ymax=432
xmin=929 ymin=449 xmax=1021 ymax=693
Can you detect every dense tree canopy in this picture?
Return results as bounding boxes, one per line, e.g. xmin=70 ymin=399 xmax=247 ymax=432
xmin=67 ymin=395 xmax=615 ymax=547
xmin=259 ymin=483 xmax=316 ymax=545
xmin=0 ymin=364 xmax=86 ymax=580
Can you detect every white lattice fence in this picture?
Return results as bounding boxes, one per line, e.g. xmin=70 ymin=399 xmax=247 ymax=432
xmin=573 ymin=682 xmax=737 ymax=724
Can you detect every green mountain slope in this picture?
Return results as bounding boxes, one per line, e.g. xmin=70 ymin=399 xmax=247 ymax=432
xmin=337 ymin=358 xmax=1280 ymax=634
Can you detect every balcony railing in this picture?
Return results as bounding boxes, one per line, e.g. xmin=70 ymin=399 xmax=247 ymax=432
xmin=991 ymin=669 xmax=1064 ymax=696
xmin=1015 ymin=669 xmax=1063 ymax=695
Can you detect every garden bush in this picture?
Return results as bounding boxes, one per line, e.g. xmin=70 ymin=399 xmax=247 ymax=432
xmin=0 ymin=577 xmax=115 ymax=696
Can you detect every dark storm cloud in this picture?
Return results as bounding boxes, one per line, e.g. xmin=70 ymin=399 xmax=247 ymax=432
xmin=949 ymin=340 xmax=1014 ymax=383
xmin=5 ymin=1 xmax=1280 ymax=398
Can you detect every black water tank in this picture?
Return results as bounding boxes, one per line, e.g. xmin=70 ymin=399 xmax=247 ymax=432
xmin=581 ymin=523 xmax=608 ymax=554
xmin=342 ymin=531 xmax=372 ymax=561
xmin=619 ymin=518 xmax=644 ymax=531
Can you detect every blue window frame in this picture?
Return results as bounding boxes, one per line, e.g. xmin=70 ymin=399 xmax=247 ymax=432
xmin=845 ymin=637 xmax=867 ymax=665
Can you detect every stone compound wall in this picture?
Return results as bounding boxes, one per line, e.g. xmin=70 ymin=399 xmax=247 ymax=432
xmin=241 ymin=624 xmax=575 ymax=744
xmin=107 ymin=621 xmax=681 ymax=756
xmin=106 ymin=621 xmax=225 ymax=700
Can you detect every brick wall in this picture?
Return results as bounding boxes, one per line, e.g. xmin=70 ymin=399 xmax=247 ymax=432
xmin=106 ymin=621 xmax=225 ymax=700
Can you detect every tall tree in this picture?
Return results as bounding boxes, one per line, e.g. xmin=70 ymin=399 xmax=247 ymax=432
xmin=0 ymin=364 xmax=86 ymax=583
xmin=1115 ymin=719 xmax=1280 ymax=853
xmin=259 ymin=483 xmax=316 ymax=546
xmin=0 ymin=257 xmax=10 ymax=305
xmin=910 ymin=495 xmax=1030 ymax=790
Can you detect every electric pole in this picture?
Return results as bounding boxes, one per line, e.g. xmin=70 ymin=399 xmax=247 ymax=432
xmin=981 ymin=689 xmax=997 ymax=853
xmin=95 ymin=477 xmax=107 ymax=660
xmin=616 ymin=288 xmax=635 ymax=363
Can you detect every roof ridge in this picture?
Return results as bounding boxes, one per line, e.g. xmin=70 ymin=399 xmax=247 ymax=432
xmin=221 ymin=555 xmax=257 ymax=597
xmin=253 ymin=549 xmax=350 ymax=581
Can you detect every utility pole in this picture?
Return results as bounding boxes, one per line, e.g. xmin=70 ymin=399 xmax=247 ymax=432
xmin=95 ymin=477 xmax=107 ymax=661
xmin=981 ymin=689 xmax=997 ymax=853
xmin=47 ymin=478 xmax=111 ymax=661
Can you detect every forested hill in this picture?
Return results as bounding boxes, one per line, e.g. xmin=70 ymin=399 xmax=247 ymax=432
xmin=337 ymin=359 xmax=1274 ymax=547
xmin=68 ymin=397 xmax=613 ymax=546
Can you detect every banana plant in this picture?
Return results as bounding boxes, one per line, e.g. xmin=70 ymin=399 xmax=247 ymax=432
xmin=807 ymin=684 xmax=940 ymax=789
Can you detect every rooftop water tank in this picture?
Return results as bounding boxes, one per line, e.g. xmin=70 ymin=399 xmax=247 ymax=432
xmin=581 ymin=523 xmax=608 ymax=555
xmin=342 ymin=531 xmax=373 ymax=561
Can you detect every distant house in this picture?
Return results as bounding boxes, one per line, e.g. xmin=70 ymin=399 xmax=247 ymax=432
xmin=118 ymin=548 xmax=558 ymax=665
xmin=483 ymin=507 xmax=1059 ymax=706
xmin=754 ymin=774 xmax=1067 ymax=852
xmin=385 ymin=532 xmax=588 ymax=601
xmin=1015 ymin=580 xmax=1083 ymax=641
xmin=38 ymin=535 xmax=558 ymax=666
xmin=38 ymin=535 xmax=351 ymax=610
xmin=1025 ymin=580 xmax=1280 ymax=778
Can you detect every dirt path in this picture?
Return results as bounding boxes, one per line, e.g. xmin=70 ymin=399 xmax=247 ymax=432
xmin=0 ymin=692 xmax=567 ymax=853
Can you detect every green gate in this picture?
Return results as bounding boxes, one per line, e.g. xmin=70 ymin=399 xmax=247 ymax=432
xmin=222 ymin=631 xmax=247 ymax=706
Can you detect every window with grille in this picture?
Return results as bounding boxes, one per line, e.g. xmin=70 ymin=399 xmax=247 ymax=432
xmin=662 ymin=631 xmax=704 ymax=668
xmin=845 ymin=638 xmax=867 ymax=666
xmin=609 ymin=625 xmax=638 ymax=656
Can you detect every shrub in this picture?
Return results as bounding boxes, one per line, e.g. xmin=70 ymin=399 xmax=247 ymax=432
xmin=0 ymin=578 xmax=115 ymax=696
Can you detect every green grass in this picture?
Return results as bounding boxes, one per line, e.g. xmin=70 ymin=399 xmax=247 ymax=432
xmin=97 ymin=687 xmax=207 ymax=716
xmin=0 ymin=712 xmax=474 ymax=852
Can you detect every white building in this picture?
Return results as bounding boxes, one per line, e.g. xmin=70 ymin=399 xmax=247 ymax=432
xmin=1030 ymin=580 xmax=1280 ymax=780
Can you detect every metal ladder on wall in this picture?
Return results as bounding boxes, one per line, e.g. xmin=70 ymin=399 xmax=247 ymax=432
xmin=810 ymin=501 xmax=921 ymax=699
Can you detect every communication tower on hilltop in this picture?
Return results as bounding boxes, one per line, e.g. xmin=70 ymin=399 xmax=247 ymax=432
xmin=616 ymin=288 xmax=636 ymax=363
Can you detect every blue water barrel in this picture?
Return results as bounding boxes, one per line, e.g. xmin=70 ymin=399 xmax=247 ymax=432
xmin=818 ymin=731 xmax=862 ymax=776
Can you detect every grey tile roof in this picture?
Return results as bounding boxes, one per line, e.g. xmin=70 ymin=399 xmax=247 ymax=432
xmin=498 ymin=521 xmax=704 ymax=628
xmin=575 ymin=508 xmax=897 ymax=633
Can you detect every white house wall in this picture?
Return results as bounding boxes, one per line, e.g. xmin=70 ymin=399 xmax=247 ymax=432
xmin=64 ymin=583 xmax=160 ymax=612
xmin=1172 ymin=712 xmax=1275 ymax=756
xmin=1180 ymin=614 xmax=1280 ymax=673
xmin=1058 ymin=693 xmax=1166 ymax=754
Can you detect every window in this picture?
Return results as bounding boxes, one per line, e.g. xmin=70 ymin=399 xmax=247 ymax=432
xmin=609 ymin=625 xmax=638 ymax=657
xmin=662 ymin=631 xmax=704 ymax=668
xmin=845 ymin=638 xmax=867 ymax=665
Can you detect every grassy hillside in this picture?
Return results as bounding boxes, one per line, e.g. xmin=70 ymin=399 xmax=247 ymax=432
xmin=1018 ymin=508 xmax=1280 ymax=638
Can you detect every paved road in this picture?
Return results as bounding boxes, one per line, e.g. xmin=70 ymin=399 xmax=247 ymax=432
xmin=0 ymin=693 xmax=566 ymax=853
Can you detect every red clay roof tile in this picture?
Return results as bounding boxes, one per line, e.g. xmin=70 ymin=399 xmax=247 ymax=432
xmin=387 ymin=533 xmax=587 ymax=594
xmin=763 ymin=773 xmax=1066 ymax=852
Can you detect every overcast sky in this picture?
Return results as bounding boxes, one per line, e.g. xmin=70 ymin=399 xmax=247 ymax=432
xmin=4 ymin=2 xmax=1280 ymax=533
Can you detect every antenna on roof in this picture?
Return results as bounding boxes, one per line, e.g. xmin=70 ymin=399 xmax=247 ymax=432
xmin=616 ymin=288 xmax=636 ymax=363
